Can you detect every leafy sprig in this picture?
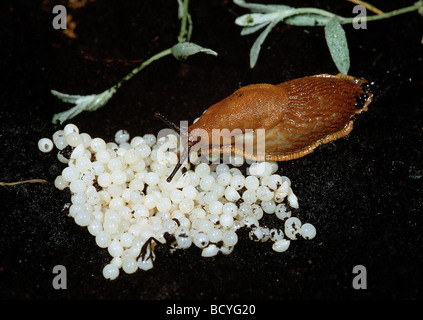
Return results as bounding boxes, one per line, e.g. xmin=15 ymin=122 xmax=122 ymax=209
xmin=234 ymin=0 xmax=423 ymax=71
xmin=51 ymin=0 xmax=217 ymax=124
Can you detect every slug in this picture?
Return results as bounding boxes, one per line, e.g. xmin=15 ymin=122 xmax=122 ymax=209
xmin=156 ymin=73 xmax=373 ymax=182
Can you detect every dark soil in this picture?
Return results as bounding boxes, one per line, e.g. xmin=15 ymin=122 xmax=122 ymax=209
xmin=1 ymin=0 xmax=422 ymax=301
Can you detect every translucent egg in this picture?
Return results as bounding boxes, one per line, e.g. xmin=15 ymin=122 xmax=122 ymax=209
xmin=275 ymin=203 xmax=291 ymax=221
xmin=256 ymin=186 xmax=274 ymax=201
xmin=96 ymin=150 xmax=111 ymax=164
xmin=245 ymin=175 xmax=259 ymax=190
xmin=219 ymin=213 xmax=234 ymax=229
xmin=230 ymin=175 xmax=245 ymax=190
xmin=38 ymin=138 xmax=53 ymax=153
xmin=222 ymin=230 xmax=238 ymax=247
xmin=224 ymin=186 xmax=240 ymax=202
xmin=157 ymin=197 xmax=172 ymax=213
xmin=193 ymin=232 xmax=209 ymax=249
xmin=108 ymin=240 xmax=124 ymax=257
xmin=199 ymin=175 xmax=215 ymax=191
xmin=144 ymin=172 xmax=160 ymax=186
xmin=95 ymin=231 xmax=112 ymax=248
xmin=111 ymin=170 xmax=127 ymax=185
xmin=242 ymin=189 xmax=257 ymax=204
xmin=272 ymin=239 xmax=290 ymax=252
xmin=201 ymin=244 xmax=219 ymax=257
xmin=62 ymin=167 xmax=80 ymax=182
xmin=207 ymin=228 xmax=223 ymax=243
xmin=217 ymin=172 xmax=232 ymax=187
xmin=179 ymin=198 xmax=194 ymax=214
xmin=91 ymin=138 xmax=107 ymax=152
xmin=64 ymin=123 xmax=79 ymax=136
xmin=284 ymin=217 xmax=302 ymax=240
xmin=195 ymin=163 xmax=210 ymax=177
xmin=223 ymin=202 xmax=238 ymax=217
xmin=66 ymin=132 xmax=83 ymax=147
xmin=208 ymin=200 xmax=223 ymax=215
xmin=69 ymin=180 xmax=86 ymax=193
xmin=54 ymin=175 xmax=69 ymax=190
xmin=103 ymin=264 xmax=119 ymax=280
xmin=301 ymin=223 xmax=316 ymax=240
xmin=122 ymin=258 xmax=138 ymax=274
xmin=182 ymin=185 xmax=198 ymax=200
xmin=74 ymin=209 xmax=91 ymax=226
xmin=115 ymin=129 xmax=130 ymax=144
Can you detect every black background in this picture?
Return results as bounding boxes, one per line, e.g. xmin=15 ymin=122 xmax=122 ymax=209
xmin=0 ymin=0 xmax=422 ymax=300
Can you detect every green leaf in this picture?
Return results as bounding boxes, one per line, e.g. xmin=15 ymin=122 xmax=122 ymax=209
xmin=324 ymin=16 xmax=350 ymax=74
xmin=234 ymin=0 xmax=292 ymax=13
xmin=50 ymin=90 xmax=82 ymax=104
xmin=51 ymin=88 xmax=116 ymax=124
xmin=240 ymin=22 xmax=269 ymax=35
xmin=171 ymin=42 xmax=218 ymax=61
xmin=285 ymin=13 xmax=331 ymax=26
xmin=235 ymin=12 xmax=281 ymax=27
xmin=249 ymin=19 xmax=278 ymax=68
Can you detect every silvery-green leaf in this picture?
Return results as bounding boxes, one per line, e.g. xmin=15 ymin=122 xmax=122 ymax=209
xmin=285 ymin=13 xmax=331 ymax=26
xmin=51 ymin=88 xmax=116 ymax=124
xmin=324 ymin=16 xmax=350 ymax=74
xmin=235 ymin=12 xmax=281 ymax=27
xmin=52 ymin=104 xmax=86 ymax=124
xmin=50 ymin=90 xmax=84 ymax=104
xmin=241 ymin=22 xmax=269 ymax=35
xmin=249 ymin=19 xmax=278 ymax=68
xmin=266 ymin=5 xmax=294 ymax=12
xmin=234 ymin=0 xmax=292 ymax=13
xmin=171 ymin=42 xmax=218 ymax=61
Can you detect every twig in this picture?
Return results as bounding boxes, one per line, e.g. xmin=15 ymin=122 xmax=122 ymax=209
xmin=114 ymin=48 xmax=173 ymax=90
xmin=0 ymin=179 xmax=49 ymax=186
xmin=341 ymin=2 xmax=420 ymax=24
xmin=347 ymin=0 xmax=384 ymax=15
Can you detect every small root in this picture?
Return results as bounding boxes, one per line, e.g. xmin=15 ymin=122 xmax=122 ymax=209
xmin=347 ymin=0 xmax=384 ymax=15
xmin=0 ymin=179 xmax=49 ymax=186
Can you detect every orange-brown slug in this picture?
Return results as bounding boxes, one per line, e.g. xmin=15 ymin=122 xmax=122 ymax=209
xmin=156 ymin=73 xmax=373 ymax=182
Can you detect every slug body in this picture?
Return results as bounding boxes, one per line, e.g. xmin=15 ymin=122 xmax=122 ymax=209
xmin=163 ymin=73 xmax=372 ymax=181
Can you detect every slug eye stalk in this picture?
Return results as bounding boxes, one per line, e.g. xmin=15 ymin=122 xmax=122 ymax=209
xmin=154 ymin=112 xmax=191 ymax=183
xmin=154 ymin=112 xmax=181 ymax=132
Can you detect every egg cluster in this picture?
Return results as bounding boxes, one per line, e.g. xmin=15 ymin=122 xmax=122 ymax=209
xmin=39 ymin=123 xmax=316 ymax=280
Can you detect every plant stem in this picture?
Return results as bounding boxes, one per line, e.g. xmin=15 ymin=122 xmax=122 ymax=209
xmin=114 ymin=47 xmax=173 ymax=90
xmin=178 ymin=0 xmax=190 ymax=42
xmin=341 ymin=2 xmax=421 ymax=24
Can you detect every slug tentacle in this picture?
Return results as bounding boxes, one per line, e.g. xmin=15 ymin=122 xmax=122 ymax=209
xmin=154 ymin=112 xmax=181 ymax=132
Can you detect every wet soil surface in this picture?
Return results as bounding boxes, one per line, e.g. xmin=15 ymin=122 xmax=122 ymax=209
xmin=0 ymin=0 xmax=422 ymax=300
